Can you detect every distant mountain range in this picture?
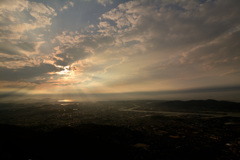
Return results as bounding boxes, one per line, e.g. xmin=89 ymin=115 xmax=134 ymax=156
xmin=135 ymin=99 xmax=240 ymax=113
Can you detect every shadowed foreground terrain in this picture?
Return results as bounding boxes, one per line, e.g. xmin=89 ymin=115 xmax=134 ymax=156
xmin=0 ymin=100 xmax=240 ymax=160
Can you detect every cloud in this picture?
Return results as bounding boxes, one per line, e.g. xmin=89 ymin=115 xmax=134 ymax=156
xmin=0 ymin=0 xmax=57 ymax=70
xmin=0 ymin=40 xmax=49 ymax=69
xmin=179 ymin=27 xmax=240 ymax=73
xmin=97 ymin=0 xmax=113 ymax=7
xmin=97 ymin=21 xmax=117 ymax=36
xmin=0 ymin=0 xmax=28 ymax=13
xmin=60 ymin=1 xmax=74 ymax=11
xmin=0 ymin=63 xmax=62 ymax=81
xmin=51 ymin=31 xmax=94 ymax=67
xmin=81 ymin=0 xmax=240 ymax=93
xmin=1 ymin=0 xmax=240 ymax=96
xmin=0 ymin=0 xmax=56 ymax=41
xmin=100 ymin=1 xmax=141 ymax=33
xmin=52 ymin=31 xmax=85 ymax=47
xmin=54 ymin=46 xmax=91 ymax=66
xmin=98 ymin=0 xmax=240 ymax=54
xmin=0 ymin=0 xmax=59 ymax=81
xmin=51 ymin=30 xmax=116 ymax=68
xmin=0 ymin=42 xmax=23 ymax=56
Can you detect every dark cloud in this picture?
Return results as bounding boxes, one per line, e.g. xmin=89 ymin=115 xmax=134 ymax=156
xmin=0 ymin=55 xmax=29 ymax=62
xmin=55 ymin=46 xmax=91 ymax=66
xmin=0 ymin=42 xmax=22 ymax=55
xmin=0 ymin=41 xmax=37 ymax=56
xmin=16 ymin=41 xmax=36 ymax=52
xmin=0 ymin=63 xmax=62 ymax=81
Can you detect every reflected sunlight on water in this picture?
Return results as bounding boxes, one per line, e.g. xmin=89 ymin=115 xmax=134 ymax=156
xmin=58 ymin=99 xmax=73 ymax=103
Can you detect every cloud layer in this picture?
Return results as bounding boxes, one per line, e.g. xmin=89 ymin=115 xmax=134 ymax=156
xmin=1 ymin=0 xmax=240 ymax=101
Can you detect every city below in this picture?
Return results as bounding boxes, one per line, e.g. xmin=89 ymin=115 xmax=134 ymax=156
xmin=0 ymin=100 xmax=240 ymax=160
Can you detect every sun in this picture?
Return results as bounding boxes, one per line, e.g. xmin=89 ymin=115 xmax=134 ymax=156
xmin=56 ymin=66 xmax=71 ymax=75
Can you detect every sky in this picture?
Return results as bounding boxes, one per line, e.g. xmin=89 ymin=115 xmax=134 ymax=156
xmin=0 ymin=0 xmax=240 ymax=102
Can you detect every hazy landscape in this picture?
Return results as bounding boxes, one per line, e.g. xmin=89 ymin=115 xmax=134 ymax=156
xmin=1 ymin=0 xmax=240 ymax=159
xmin=1 ymin=100 xmax=240 ymax=160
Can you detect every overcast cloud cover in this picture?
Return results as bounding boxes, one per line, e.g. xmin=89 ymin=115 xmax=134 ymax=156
xmin=0 ymin=0 xmax=240 ymax=101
